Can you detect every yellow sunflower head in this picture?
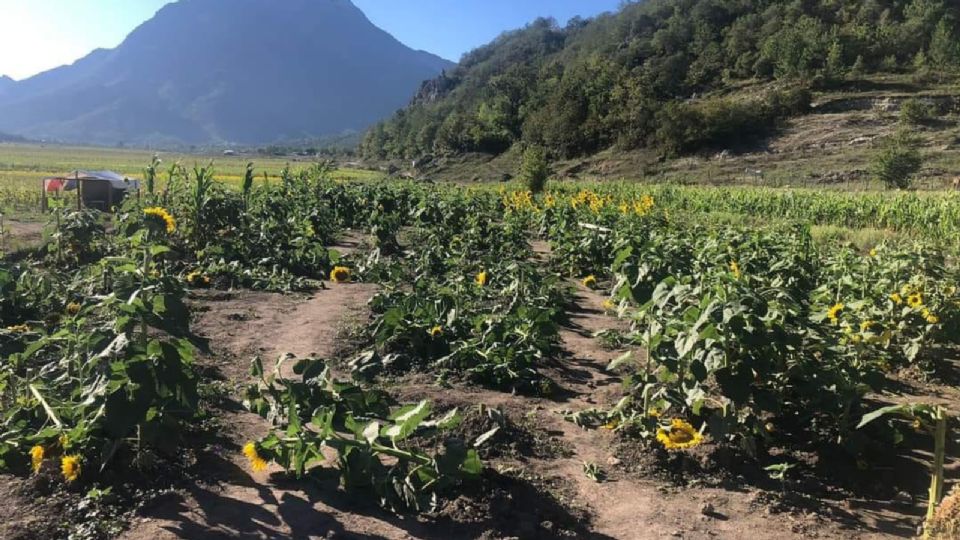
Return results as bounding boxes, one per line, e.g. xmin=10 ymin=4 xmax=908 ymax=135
xmin=243 ymin=442 xmax=268 ymax=473
xmin=475 ymin=271 xmax=488 ymax=287
xmin=890 ymin=292 xmax=903 ymax=305
xmin=827 ymin=303 xmax=845 ymax=324
xmin=143 ymin=207 xmax=176 ymax=234
xmin=869 ymin=248 xmax=878 ymax=258
xmin=30 ymin=445 xmax=45 ymax=474
xmin=582 ymin=275 xmax=598 ymax=289
xmin=66 ymin=302 xmax=81 ymax=316
xmin=61 ymin=455 xmax=81 ymax=483
xmin=907 ymin=293 xmax=923 ymax=309
xmin=428 ymin=325 xmax=443 ymax=337
xmin=330 ymin=266 xmax=352 ymax=283
xmin=922 ymin=309 xmax=939 ymax=324
xmin=656 ymin=419 xmax=704 ymax=450
xmin=729 ymin=261 xmax=741 ymax=280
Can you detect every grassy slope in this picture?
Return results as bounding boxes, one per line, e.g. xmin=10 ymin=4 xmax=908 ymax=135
xmin=408 ymin=75 xmax=960 ymax=190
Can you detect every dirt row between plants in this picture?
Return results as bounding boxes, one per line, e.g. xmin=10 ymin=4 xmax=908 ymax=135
xmin=113 ymin=270 xmax=916 ymax=539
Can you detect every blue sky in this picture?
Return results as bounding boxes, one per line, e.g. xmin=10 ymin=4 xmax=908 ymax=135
xmin=0 ymin=0 xmax=622 ymax=80
xmin=353 ymin=0 xmax=622 ymax=61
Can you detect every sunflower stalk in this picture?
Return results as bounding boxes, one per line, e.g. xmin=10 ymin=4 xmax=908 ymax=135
xmin=926 ymin=407 xmax=947 ymax=524
xmin=28 ymin=384 xmax=63 ymax=429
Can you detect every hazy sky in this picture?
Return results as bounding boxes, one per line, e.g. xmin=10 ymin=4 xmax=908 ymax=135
xmin=0 ymin=0 xmax=621 ymax=80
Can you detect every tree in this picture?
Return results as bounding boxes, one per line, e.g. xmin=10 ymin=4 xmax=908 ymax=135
xmin=519 ymin=146 xmax=550 ymax=194
xmin=872 ymin=131 xmax=922 ymax=189
xmin=900 ymin=98 xmax=934 ymax=125
xmin=825 ymin=40 xmax=846 ymax=80
xmin=929 ymin=18 xmax=960 ymax=73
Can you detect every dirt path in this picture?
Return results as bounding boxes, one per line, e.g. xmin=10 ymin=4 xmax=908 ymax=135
xmin=118 ymin=282 xmax=446 ymax=540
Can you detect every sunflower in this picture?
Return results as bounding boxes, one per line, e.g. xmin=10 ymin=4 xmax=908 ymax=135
xmin=827 ymin=303 xmax=845 ymax=324
xmin=602 ymin=299 xmax=616 ymax=311
xmin=143 ymin=207 xmax=176 ymax=234
xmin=582 ymin=275 xmax=598 ymax=289
xmin=66 ymin=302 xmax=81 ymax=316
xmin=729 ymin=261 xmax=741 ymax=280
xmin=30 ymin=445 xmax=45 ymax=474
xmin=61 ymin=455 xmax=81 ymax=483
xmin=656 ymin=419 xmax=704 ymax=450
xmin=330 ymin=266 xmax=352 ymax=283
xmin=922 ymin=309 xmax=939 ymax=324
xmin=860 ymin=320 xmax=877 ymax=333
xmin=907 ymin=293 xmax=923 ymax=309
xmin=475 ymin=271 xmax=488 ymax=287
xmin=428 ymin=325 xmax=443 ymax=337
xmin=5 ymin=324 xmax=30 ymax=333
xmin=869 ymin=248 xmax=878 ymax=258
xmin=890 ymin=292 xmax=903 ymax=305
xmin=243 ymin=442 xmax=269 ymax=473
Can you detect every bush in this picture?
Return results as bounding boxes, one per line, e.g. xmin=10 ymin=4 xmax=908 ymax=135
xmin=900 ymin=98 xmax=934 ymax=125
xmin=872 ymin=131 xmax=922 ymax=189
xmin=519 ymin=146 xmax=550 ymax=194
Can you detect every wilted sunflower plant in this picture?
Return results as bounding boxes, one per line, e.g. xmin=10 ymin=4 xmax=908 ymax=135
xmin=0 ymin=204 xmax=199 ymax=481
xmin=244 ymin=356 xmax=483 ymax=512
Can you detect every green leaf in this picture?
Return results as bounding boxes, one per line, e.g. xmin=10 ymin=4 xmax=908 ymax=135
xmin=461 ymin=449 xmax=483 ymax=476
xmin=606 ymin=351 xmax=633 ymax=371
xmin=362 ymin=421 xmax=381 ymax=444
xmin=384 ymin=400 xmax=433 ymax=441
xmin=857 ymin=404 xmax=911 ymax=429
xmin=474 ymin=427 xmax=500 ymax=447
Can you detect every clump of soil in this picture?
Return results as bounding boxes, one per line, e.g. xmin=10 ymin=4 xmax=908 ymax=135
xmin=1 ymin=462 xmax=184 ymax=540
xmin=415 ymin=404 xmax=572 ymax=461
xmin=431 ymin=470 xmax=592 ymax=539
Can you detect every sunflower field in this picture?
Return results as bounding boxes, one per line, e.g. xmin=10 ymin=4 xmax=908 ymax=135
xmin=1 ymin=164 xmax=958 ymax=533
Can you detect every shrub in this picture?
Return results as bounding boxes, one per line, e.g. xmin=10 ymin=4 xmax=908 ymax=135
xmin=519 ymin=146 xmax=550 ymax=194
xmin=872 ymin=131 xmax=922 ymax=189
xmin=900 ymin=98 xmax=934 ymax=125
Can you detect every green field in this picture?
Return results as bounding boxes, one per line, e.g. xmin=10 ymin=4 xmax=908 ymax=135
xmin=0 ymin=143 xmax=382 ymax=212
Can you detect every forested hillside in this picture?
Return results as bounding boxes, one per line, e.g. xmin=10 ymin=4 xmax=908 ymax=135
xmin=360 ymin=0 xmax=960 ymax=161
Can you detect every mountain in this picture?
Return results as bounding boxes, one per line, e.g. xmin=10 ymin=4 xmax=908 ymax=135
xmin=360 ymin=0 xmax=960 ymax=161
xmin=0 ymin=76 xmax=13 ymax=101
xmin=0 ymin=0 xmax=453 ymax=147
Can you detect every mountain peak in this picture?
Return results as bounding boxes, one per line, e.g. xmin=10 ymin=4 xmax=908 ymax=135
xmin=0 ymin=0 xmax=453 ymax=146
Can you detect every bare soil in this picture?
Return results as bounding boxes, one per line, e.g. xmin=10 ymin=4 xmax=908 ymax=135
xmin=2 ymin=217 xmax=44 ymax=254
